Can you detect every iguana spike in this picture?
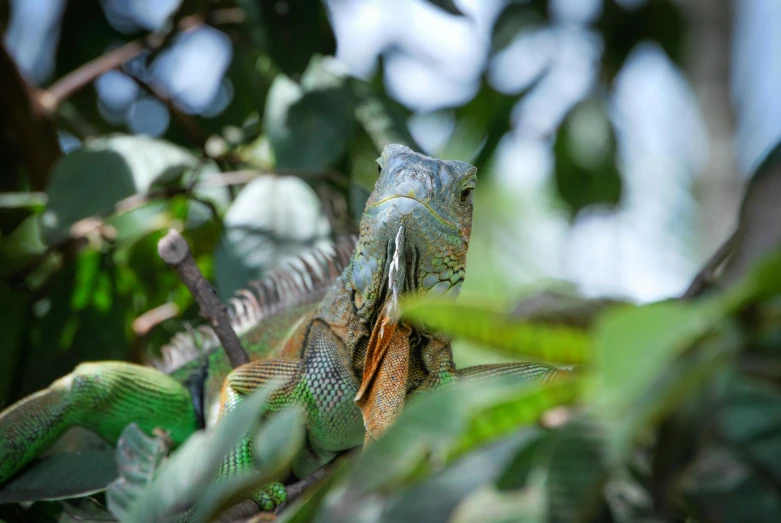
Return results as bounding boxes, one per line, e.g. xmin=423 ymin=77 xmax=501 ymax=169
xmin=153 ymin=237 xmax=358 ymax=374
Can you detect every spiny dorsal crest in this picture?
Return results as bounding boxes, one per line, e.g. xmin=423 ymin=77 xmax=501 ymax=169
xmin=152 ymin=235 xmax=357 ymax=373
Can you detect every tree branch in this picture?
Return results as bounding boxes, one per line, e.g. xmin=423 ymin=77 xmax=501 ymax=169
xmin=41 ymin=8 xmax=246 ymax=113
xmin=681 ymin=230 xmax=737 ymax=300
xmin=157 ymin=229 xmax=250 ymax=368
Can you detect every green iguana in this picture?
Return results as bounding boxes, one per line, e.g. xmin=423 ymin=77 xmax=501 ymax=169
xmin=0 ymin=144 xmax=562 ymax=513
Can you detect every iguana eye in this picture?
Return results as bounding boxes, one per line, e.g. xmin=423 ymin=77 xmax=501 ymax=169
xmin=459 ymin=187 xmax=473 ymax=204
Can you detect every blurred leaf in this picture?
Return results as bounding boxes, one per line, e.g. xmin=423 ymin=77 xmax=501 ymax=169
xmin=255 ymin=0 xmax=336 ymax=77
xmin=543 ymin=417 xmax=607 ymax=523
xmin=353 ymin=81 xmax=419 ymax=153
xmin=213 ymin=175 xmax=330 ymax=298
xmin=106 ymin=424 xmax=168 ymax=522
xmin=0 ymin=192 xmax=46 ymax=235
xmin=253 ymin=406 xmax=306 ymax=473
xmin=447 ymin=379 xmax=581 ymax=460
xmin=598 ymin=0 xmax=685 ymax=81
xmin=265 ymin=57 xmax=356 ymax=170
xmin=383 ymin=432 xmax=539 ymax=523
xmin=0 ymin=215 xmax=47 ymax=277
xmin=554 ymin=100 xmax=622 ymax=215
xmin=190 ymin=406 xmax=307 ymax=523
xmin=491 ymin=0 xmax=547 ymax=53
xmin=0 ymin=451 xmax=117 ymax=504
xmin=123 ymin=380 xmax=281 ymax=522
xmin=724 ymin=140 xmax=781 ymax=285
xmin=451 ymin=483 xmax=546 ymax=523
xmin=403 ymin=300 xmax=592 ymax=364
xmin=719 ymin=374 xmax=781 ymax=485
xmin=41 ymin=135 xmax=202 ymax=245
xmin=591 ymin=300 xmax=723 ymax=456
xmin=680 ymin=446 xmax=781 ymax=523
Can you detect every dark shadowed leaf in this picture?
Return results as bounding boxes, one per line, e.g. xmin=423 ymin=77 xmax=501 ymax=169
xmin=213 ymin=176 xmax=330 ymax=298
xmin=383 ymin=431 xmax=540 ymax=523
xmin=0 ymin=451 xmax=117 ymax=504
xmin=543 ymin=417 xmax=607 ymax=523
xmin=597 ymin=0 xmax=685 ymax=81
xmin=403 ymin=299 xmax=592 ymax=364
xmin=680 ymin=446 xmax=781 ymax=523
xmin=40 ymin=135 xmax=202 ymax=245
xmin=554 ymin=100 xmax=622 ymax=216
xmin=0 ymin=192 xmax=46 ymax=235
xmin=265 ymin=57 xmax=356 ymax=170
xmin=719 ymin=374 xmax=781 ymax=485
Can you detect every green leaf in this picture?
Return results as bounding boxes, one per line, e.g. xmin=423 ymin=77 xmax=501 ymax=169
xmin=543 ymin=417 xmax=608 ymax=523
xmin=403 ymin=300 xmax=592 ymax=364
xmin=719 ymin=374 xmax=781 ymax=485
xmin=383 ymin=431 xmax=540 ymax=523
xmin=0 ymin=451 xmax=118 ymax=504
xmin=254 ymin=406 xmax=306 ymax=473
xmin=553 ymin=99 xmax=622 ymax=216
xmin=106 ymin=424 xmax=168 ymax=522
xmin=213 ymin=176 xmax=330 ymax=298
xmin=590 ymin=300 xmax=723 ymax=456
xmin=680 ymin=446 xmax=781 ymax=523
xmin=40 ymin=135 xmax=202 ymax=245
xmin=0 ymin=191 xmax=47 ymax=235
xmin=447 ymin=379 xmax=581 ymax=460
xmin=124 ymin=380 xmax=281 ymax=522
xmin=265 ymin=57 xmax=356 ymax=170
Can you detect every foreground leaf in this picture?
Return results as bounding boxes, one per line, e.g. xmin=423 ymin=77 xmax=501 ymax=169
xmin=0 ymin=451 xmax=118 ymax=504
xmin=41 ymin=135 xmax=202 ymax=245
xmin=106 ymin=424 xmax=168 ymax=521
xmin=124 ymin=380 xmax=281 ymax=522
xmin=403 ymin=300 xmax=592 ymax=364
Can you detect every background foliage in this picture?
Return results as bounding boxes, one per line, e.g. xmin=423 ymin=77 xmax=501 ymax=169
xmin=1 ymin=0 xmax=780 ymax=522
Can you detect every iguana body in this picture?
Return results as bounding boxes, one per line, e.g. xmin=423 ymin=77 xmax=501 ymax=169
xmin=0 ymin=145 xmax=561 ymax=513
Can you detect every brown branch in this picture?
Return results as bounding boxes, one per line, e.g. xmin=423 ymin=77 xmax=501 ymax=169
xmin=41 ymin=8 xmax=246 ymax=113
xmin=681 ymin=230 xmax=737 ymax=300
xmin=157 ymin=229 xmax=250 ymax=368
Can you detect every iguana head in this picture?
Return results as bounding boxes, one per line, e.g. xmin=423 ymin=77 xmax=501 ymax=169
xmin=350 ymin=144 xmax=477 ymax=441
xmin=349 ymin=144 xmax=477 ymax=315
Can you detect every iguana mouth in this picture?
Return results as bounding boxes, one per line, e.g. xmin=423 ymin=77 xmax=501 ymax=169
xmin=368 ymin=195 xmax=458 ymax=230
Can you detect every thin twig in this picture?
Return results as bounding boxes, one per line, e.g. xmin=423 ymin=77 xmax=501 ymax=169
xmin=157 ymin=229 xmax=250 ymax=368
xmin=40 ymin=8 xmax=245 ymax=113
xmin=681 ymin=230 xmax=737 ymax=300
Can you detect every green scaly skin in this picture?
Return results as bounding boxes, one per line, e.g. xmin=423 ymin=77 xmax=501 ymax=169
xmin=0 ymin=145 xmax=563 ymax=517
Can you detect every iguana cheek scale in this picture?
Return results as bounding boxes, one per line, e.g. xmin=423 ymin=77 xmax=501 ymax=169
xmin=0 ymin=145 xmax=562 ymax=514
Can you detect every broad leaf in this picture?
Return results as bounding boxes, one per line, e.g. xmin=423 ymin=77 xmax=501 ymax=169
xmin=264 ymin=57 xmax=355 ymax=170
xmin=403 ymin=300 xmax=592 ymax=364
xmin=213 ymin=175 xmax=330 ymax=298
xmin=0 ymin=451 xmax=118 ymax=504
xmin=40 ymin=135 xmax=202 ymax=245
xmin=382 ymin=431 xmax=540 ymax=523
